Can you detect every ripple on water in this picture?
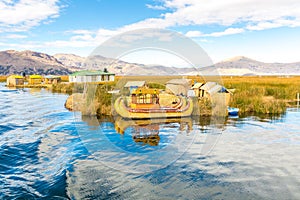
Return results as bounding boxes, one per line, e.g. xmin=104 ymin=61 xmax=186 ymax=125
xmin=1 ymin=83 xmax=300 ymax=199
xmin=0 ymin=125 xmax=14 ymax=135
xmin=0 ymin=84 xmax=78 ymax=199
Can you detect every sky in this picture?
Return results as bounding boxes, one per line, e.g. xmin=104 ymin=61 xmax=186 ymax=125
xmin=1 ymin=0 xmax=300 ymax=64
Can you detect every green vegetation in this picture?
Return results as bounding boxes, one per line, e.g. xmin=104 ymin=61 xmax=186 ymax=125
xmin=147 ymin=82 xmax=166 ymax=89
xmin=193 ymin=98 xmax=212 ymax=116
xmin=223 ymin=76 xmax=300 ymax=114
xmin=55 ymin=76 xmax=300 ymax=116
xmin=51 ymin=83 xmax=77 ymax=94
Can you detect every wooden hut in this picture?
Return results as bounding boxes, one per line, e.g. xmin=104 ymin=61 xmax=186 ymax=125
xmin=191 ymin=82 xmax=204 ymax=97
xmin=124 ymin=81 xmax=146 ymax=93
xmin=165 ymin=79 xmax=192 ymax=96
xmin=44 ymin=75 xmax=61 ymax=84
xmin=192 ymin=82 xmax=232 ymax=106
xmin=6 ymin=75 xmax=24 ymax=86
xmin=28 ymin=75 xmax=42 ymax=85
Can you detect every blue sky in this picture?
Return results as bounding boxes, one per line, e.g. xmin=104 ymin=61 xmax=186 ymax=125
xmin=1 ymin=0 xmax=300 ymax=64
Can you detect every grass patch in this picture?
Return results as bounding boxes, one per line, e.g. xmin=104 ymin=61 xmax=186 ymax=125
xmin=222 ymin=76 xmax=300 ymax=114
xmin=58 ymin=76 xmax=300 ymax=116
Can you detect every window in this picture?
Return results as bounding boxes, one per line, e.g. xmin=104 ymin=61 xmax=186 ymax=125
xmin=91 ymin=76 xmax=97 ymax=82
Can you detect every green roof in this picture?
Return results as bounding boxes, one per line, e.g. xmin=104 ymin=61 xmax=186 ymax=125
xmin=70 ymin=70 xmax=115 ymax=76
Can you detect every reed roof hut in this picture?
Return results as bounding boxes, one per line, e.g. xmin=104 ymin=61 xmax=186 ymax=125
xmin=192 ymin=82 xmax=232 ymax=106
xmin=44 ymin=75 xmax=61 ymax=84
xmin=124 ymin=81 xmax=146 ymax=93
xmin=6 ymin=75 xmax=24 ymax=86
xmin=28 ymin=75 xmax=42 ymax=85
xmin=166 ymin=79 xmax=192 ymax=96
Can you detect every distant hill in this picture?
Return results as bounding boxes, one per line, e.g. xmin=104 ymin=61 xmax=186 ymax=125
xmin=214 ymin=56 xmax=300 ymax=76
xmin=0 ymin=50 xmax=71 ymax=75
xmin=54 ymin=53 xmax=300 ymax=76
xmin=1 ymin=50 xmax=300 ymax=76
xmin=54 ymin=53 xmax=197 ymax=76
xmin=53 ymin=53 xmax=86 ymax=70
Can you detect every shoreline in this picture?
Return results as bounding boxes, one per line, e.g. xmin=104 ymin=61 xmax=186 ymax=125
xmin=2 ymin=75 xmax=300 ymax=117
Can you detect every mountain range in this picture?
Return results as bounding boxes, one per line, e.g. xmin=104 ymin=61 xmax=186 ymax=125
xmin=0 ymin=50 xmax=299 ymax=76
xmin=214 ymin=56 xmax=300 ymax=76
xmin=0 ymin=50 xmax=70 ymax=75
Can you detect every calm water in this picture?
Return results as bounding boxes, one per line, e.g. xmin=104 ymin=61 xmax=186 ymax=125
xmin=0 ymin=83 xmax=299 ymax=199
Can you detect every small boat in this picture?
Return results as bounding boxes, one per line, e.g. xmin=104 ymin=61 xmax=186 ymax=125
xmin=114 ymin=87 xmax=193 ymax=119
xmin=228 ymin=107 xmax=239 ymax=116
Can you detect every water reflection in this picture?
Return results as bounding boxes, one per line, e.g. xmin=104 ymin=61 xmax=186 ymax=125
xmin=68 ymin=108 xmax=300 ymax=199
xmin=113 ymin=117 xmax=193 ymax=146
xmin=1 ymin=81 xmax=299 ymax=199
xmin=81 ymin=115 xmax=100 ymax=128
xmin=80 ymin=111 xmax=289 ymax=150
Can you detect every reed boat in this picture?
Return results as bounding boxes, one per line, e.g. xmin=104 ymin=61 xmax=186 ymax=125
xmin=114 ymin=87 xmax=193 ymax=119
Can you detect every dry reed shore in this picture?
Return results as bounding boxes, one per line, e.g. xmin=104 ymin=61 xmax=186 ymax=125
xmin=2 ymin=75 xmax=299 ymax=116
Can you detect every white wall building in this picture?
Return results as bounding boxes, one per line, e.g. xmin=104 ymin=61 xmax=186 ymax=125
xmin=69 ymin=70 xmax=115 ymax=83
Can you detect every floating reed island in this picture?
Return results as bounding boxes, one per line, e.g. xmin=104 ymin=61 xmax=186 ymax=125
xmin=4 ymin=74 xmax=69 ymax=88
xmin=60 ymin=76 xmax=300 ymax=117
xmin=3 ymin=74 xmax=299 ymax=116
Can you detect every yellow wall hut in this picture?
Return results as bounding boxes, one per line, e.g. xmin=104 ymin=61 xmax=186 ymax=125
xmin=28 ymin=75 xmax=42 ymax=85
xmin=6 ymin=75 xmax=25 ymax=86
xmin=44 ymin=75 xmax=61 ymax=84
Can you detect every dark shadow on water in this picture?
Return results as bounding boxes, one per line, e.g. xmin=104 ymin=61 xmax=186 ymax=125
xmin=0 ymin=141 xmax=68 ymax=199
xmin=231 ymin=112 xmax=286 ymax=124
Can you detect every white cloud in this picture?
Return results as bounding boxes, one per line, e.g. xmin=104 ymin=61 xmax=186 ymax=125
xmin=199 ymin=39 xmax=211 ymax=43
xmin=4 ymin=34 xmax=28 ymax=39
xmin=186 ymin=28 xmax=244 ymax=38
xmin=70 ymin=34 xmax=94 ymax=42
xmin=206 ymin=28 xmax=245 ymax=37
xmin=4 ymin=0 xmax=300 ymax=60
xmin=72 ymin=0 xmax=300 ymax=42
xmin=146 ymin=4 xmax=166 ymax=10
xmin=66 ymin=30 xmax=94 ymax=35
xmin=0 ymin=41 xmax=42 ymax=49
xmin=246 ymin=19 xmax=300 ymax=31
xmin=185 ymin=31 xmax=203 ymax=37
xmin=0 ymin=0 xmax=63 ymax=32
xmin=143 ymin=0 xmax=300 ymax=31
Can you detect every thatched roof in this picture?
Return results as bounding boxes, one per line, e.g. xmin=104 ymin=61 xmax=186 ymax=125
xmin=200 ymin=82 xmax=231 ymax=95
xmin=124 ymin=81 xmax=146 ymax=88
xmin=166 ymin=79 xmax=192 ymax=86
xmin=191 ymin=82 xmax=204 ymax=89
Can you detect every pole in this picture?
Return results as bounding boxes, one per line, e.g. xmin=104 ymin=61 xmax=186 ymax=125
xmin=297 ymin=93 xmax=299 ymax=111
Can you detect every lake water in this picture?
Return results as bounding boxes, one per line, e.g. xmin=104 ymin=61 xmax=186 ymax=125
xmin=0 ymin=83 xmax=299 ymax=199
